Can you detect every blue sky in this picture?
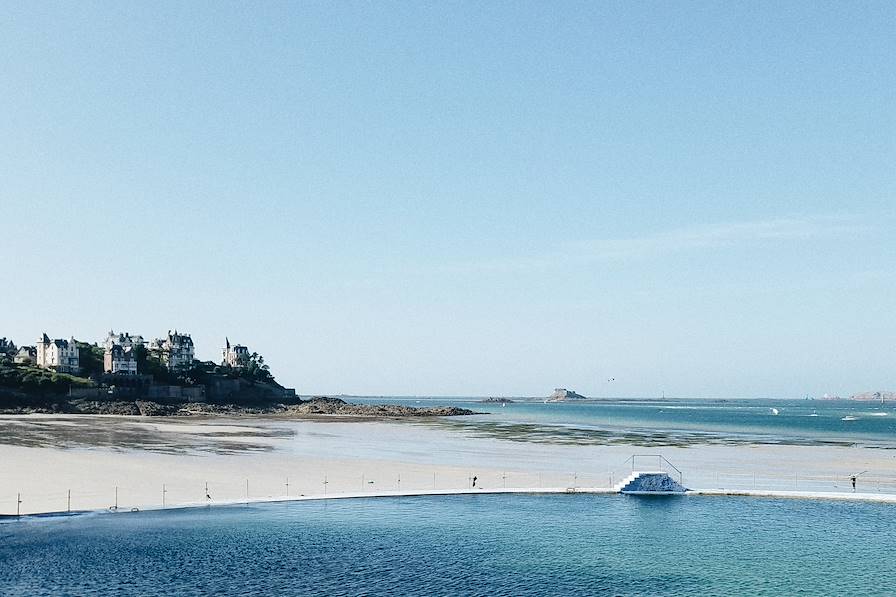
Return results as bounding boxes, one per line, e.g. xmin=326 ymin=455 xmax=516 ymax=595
xmin=1 ymin=2 xmax=893 ymax=397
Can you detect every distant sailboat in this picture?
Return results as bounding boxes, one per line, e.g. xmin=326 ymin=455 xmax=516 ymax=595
xmin=770 ymin=408 xmax=779 ymax=415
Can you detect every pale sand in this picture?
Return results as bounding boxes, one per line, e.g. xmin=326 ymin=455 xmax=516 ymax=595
xmin=2 ymin=415 xmax=895 ymax=515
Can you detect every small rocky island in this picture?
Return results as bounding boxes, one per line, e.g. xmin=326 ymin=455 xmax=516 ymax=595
xmin=479 ymin=397 xmax=514 ymax=404
xmin=546 ymin=388 xmax=587 ymax=401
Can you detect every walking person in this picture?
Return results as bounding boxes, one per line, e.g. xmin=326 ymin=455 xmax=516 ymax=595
xmin=850 ymin=475 xmax=856 ymax=492
xmin=472 ymin=475 xmax=478 ymax=488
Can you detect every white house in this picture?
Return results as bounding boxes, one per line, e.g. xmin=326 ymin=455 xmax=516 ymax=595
xmin=35 ymin=334 xmax=80 ymax=374
xmin=150 ymin=330 xmax=195 ymax=371
xmin=222 ymin=338 xmax=250 ymax=368
xmin=103 ymin=330 xmax=144 ymax=351
xmin=14 ymin=346 xmax=36 ymax=364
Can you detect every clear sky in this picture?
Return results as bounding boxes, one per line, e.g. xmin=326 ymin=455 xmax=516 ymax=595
xmin=1 ymin=2 xmax=893 ymax=398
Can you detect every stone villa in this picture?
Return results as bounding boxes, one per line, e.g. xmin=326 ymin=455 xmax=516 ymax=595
xmin=35 ymin=334 xmax=80 ymax=374
xmin=149 ymin=330 xmax=195 ymax=371
xmin=24 ymin=329 xmax=258 ymax=377
xmin=103 ymin=330 xmax=144 ymax=351
xmin=103 ymin=331 xmax=143 ymax=375
xmin=104 ymin=345 xmax=138 ymax=374
xmin=222 ymin=338 xmax=250 ymax=368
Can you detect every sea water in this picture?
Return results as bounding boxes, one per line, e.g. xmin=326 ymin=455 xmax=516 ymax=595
xmin=353 ymin=397 xmax=896 ymax=448
xmin=2 ymin=494 xmax=894 ymax=596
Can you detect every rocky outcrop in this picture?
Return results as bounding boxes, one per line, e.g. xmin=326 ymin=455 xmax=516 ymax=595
xmin=0 ymin=396 xmax=478 ymax=418
xmin=67 ymin=400 xmax=139 ymax=415
xmin=135 ymin=401 xmax=181 ymax=416
xmin=848 ymin=391 xmax=895 ymax=402
xmin=281 ymin=398 xmax=477 ymax=417
xmin=479 ymin=397 xmax=514 ymax=403
xmin=547 ymin=388 xmax=586 ymax=401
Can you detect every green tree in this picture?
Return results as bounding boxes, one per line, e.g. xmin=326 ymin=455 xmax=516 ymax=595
xmin=76 ymin=342 xmax=104 ymax=378
xmin=0 ymin=338 xmax=17 ymax=357
xmin=242 ymin=352 xmax=273 ymax=384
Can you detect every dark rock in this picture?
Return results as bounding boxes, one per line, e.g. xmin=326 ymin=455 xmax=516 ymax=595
xmin=70 ymin=400 xmax=141 ymax=415
xmin=281 ymin=399 xmax=477 ymax=417
xmin=0 ymin=393 xmax=478 ymax=418
xmin=135 ymin=401 xmax=179 ymax=416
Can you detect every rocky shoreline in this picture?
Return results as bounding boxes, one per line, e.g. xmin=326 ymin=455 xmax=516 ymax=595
xmin=0 ymin=396 xmax=478 ymax=418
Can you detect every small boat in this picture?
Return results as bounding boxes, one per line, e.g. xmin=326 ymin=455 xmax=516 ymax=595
xmin=841 ymin=416 xmax=858 ymax=421
xmin=770 ymin=408 xmax=779 ymax=415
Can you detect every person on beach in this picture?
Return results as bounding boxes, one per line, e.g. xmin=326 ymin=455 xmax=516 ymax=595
xmin=472 ymin=475 xmax=477 ymax=488
xmin=850 ymin=476 xmax=856 ymax=492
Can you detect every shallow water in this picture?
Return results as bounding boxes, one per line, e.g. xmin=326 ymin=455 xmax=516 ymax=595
xmin=2 ymin=398 xmax=892 ymax=457
xmin=2 ymin=494 xmax=894 ymax=596
xmin=355 ymin=397 xmax=896 ymax=448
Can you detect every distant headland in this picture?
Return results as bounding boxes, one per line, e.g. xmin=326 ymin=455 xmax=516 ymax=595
xmin=0 ymin=332 xmax=475 ymax=418
xmin=852 ymin=391 xmax=894 ymax=402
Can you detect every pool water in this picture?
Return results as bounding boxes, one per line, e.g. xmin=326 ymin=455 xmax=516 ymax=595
xmin=2 ymin=494 xmax=894 ymax=596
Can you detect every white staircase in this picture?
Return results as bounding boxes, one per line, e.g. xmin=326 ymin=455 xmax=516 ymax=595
xmin=613 ymin=472 xmax=641 ymax=492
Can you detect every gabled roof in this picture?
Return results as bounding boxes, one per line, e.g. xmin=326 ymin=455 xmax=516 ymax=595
xmin=108 ymin=344 xmax=136 ymax=359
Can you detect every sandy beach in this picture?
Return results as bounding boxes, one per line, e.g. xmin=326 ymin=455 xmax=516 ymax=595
xmin=3 ymin=414 xmax=896 ymax=516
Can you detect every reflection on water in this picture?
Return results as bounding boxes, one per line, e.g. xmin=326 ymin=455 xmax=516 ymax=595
xmin=0 ymin=417 xmax=294 ymax=455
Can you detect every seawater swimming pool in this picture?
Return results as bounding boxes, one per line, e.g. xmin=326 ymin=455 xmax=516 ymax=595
xmin=2 ymin=494 xmax=894 ymax=596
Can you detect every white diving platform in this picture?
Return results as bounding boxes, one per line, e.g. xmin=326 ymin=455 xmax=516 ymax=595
xmin=614 ymin=471 xmax=688 ymax=495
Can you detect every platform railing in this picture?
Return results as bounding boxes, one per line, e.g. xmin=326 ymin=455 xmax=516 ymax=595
xmin=623 ymin=454 xmax=683 ymax=485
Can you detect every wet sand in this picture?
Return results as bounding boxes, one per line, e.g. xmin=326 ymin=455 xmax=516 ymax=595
xmin=2 ymin=415 xmax=895 ymax=515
